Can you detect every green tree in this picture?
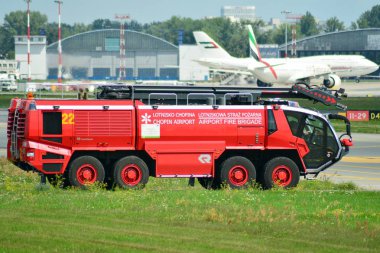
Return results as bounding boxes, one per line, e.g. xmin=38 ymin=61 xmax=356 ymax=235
xmin=300 ymin=11 xmax=319 ymax=36
xmin=324 ymin=17 xmax=345 ymax=33
xmin=350 ymin=22 xmax=358 ymax=30
xmin=92 ymin=19 xmax=113 ymax=30
xmin=270 ymin=23 xmax=293 ymax=45
xmin=127 ymin=20 xmax=144 ymax=31
xmin=145 ymin=16 xmax=203 ymax=45
xmin=46 ymin=22 xmax=90 ymax=45
xmin=357 ymin=4 xmax=380 ymax=28
xmin=3 ymin=11 xmax=48 ymax=35
xmin=0 ymin=25 xmax=14 ymax=59
xmin=1 ymin=11 xmax=48 ymax=59
xmin=143 ymin=16 xmax=269 ymax=57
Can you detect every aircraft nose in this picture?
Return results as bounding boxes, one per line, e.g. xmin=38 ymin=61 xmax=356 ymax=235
xmin=367 ymin=60 xmax=379 ymax=73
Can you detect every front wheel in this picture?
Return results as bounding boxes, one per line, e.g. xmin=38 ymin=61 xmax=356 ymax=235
xmin=262 ymin=157 xmax=300 ymax=189
xmin=220 ymin=156 xmax=256 ymax=189
xmin=68 ymin=156 xmax=105 ymax=187
xmin=112 ymin=156 xmax=149 ymax=189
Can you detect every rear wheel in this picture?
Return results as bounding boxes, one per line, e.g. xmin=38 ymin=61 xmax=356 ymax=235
xmin=220 ymin=156 xmax=256 ymax=189
xmin=68 ymin=156 xmax=105 ymax=187
xmin=262 ymin=157 xmax=300 ymax=189
xmin=113 ymin=156 xmax=149 ymax=189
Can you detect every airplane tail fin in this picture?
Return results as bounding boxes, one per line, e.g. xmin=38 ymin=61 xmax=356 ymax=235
xmin=248 ymin=25 xmax=262 ymax=62
xmin=193 ymin=31 xmax=232 ymax=58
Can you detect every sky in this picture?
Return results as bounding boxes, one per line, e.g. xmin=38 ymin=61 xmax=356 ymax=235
xmin=0 ymin=0 xmax=378 ymax=26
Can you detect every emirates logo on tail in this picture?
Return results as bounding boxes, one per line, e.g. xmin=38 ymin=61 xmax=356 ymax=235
xmin=199 ymin=41 xmax=219 ymax=49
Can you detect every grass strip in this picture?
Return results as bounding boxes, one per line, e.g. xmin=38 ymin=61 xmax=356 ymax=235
xmin=0 ymin=159 xmax=379 ymax=252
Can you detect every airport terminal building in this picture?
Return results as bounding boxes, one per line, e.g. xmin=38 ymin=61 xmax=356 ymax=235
xmin=279 ymin=28 xmax=380 ymax=73
xmin=46 ymin=29 xmax=179 ymax=80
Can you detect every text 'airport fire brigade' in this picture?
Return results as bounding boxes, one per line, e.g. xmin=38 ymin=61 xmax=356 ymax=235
xmin=7 ymin=85 xmax=353 ymax=189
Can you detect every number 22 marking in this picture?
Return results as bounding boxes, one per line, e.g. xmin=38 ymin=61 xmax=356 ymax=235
xmin=62 ymin=113 xmax=74 ymax=125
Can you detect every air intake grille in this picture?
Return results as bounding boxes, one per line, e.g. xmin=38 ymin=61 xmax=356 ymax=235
xmin=75 ymin=111 xmax=133 ymax=136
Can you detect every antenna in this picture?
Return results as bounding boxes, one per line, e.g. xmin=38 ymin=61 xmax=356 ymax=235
xmin=115 ymin=14 xmax=130 ymax=81
xmin=24 ymin=0 xmax=32 ymax=81
xmin=54 ymin=1 xmax=63 ymax=84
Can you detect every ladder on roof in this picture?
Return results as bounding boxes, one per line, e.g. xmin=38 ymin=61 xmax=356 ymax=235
xmin=10 ymin=109 xmax=20 ymax=159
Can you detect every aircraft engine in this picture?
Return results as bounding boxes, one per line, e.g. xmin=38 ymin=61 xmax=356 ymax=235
xmin=323 ymin=74 xmax=341 ymax=90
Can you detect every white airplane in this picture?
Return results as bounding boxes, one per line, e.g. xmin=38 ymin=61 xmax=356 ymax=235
xmin=193 ymin=26 xmax=379 ymax=89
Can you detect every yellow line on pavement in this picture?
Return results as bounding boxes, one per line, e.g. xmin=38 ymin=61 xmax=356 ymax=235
xmin=342 ymin=156 xmax=380 ymax=163
xmin=322 ymin=173 xmax=380 ymax=181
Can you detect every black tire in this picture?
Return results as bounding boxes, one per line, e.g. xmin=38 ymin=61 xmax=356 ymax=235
xmin=112 ymin=156 xmax=149 ymax=189
xmin=198 ymin=178 xmax=220 ymax=190
xmin=262 ymin=157 xmax=300 ymax=189
xmin=68 ymin=156 xmax=105 ymax=187
xmin=219 ymin=156 xmax=256 ymax=189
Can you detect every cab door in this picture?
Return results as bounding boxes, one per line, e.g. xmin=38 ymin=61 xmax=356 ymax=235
xmin=284 ymin=111 xmax=339 ymax=169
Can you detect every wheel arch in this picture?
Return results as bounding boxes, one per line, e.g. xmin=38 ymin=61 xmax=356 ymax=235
xmin=261 ymin=149 xmax=304 ymax=174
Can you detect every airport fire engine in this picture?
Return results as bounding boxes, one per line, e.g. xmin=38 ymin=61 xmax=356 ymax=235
xmin=7 ymin=84 xmax=352 ymax=189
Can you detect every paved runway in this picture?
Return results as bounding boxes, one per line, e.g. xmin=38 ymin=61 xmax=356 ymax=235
xmin=339 ymin=81 xmax=380 ymax=97
xmin=320 ymin=133 xmax=380 ymax=190
xmin=0 ymin=110 xmax=379 ymax=190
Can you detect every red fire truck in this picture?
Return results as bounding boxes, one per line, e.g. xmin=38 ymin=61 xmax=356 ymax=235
xmin=7 ymin=85 xmax=352 ymax=189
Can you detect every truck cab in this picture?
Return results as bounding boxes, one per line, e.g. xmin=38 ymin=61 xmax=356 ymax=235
xmin=283 ymin=107 xmax=350 ymax=174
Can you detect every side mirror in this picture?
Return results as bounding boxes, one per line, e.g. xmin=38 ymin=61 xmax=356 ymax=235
xmin=340 ymin=138 xmax=353 ymax=147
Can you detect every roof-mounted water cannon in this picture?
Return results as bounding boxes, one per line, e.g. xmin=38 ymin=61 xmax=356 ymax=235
xmin=291 ymin=84 xmax=347 ymax=110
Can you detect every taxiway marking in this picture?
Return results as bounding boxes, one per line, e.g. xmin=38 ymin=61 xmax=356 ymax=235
xmin=341 ymin=156 xmax=380 ymax=163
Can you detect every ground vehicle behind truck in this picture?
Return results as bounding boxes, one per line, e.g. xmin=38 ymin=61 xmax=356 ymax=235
xmin=7 ymin=84 xmax=352 ymax=189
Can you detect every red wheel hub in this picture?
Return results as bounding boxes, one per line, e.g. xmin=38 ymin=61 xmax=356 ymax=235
xmin=228 ymin=166 xmax=248 ymax=186
xmin=121 ymin=165 xmax=142 ymax=186
xmin=77 ymin=164 xmax=97 ymax=185
xmin=272 ymin=165 xmax=292 ymax=186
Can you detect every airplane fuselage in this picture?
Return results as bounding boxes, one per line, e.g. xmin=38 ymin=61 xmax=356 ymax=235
xmin=300 ymin=55 xmax=379 ymax=77
xmin=197 ymin=55 xmax=379 ymax=85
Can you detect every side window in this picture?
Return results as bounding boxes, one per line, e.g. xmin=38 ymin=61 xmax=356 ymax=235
xmin=267 ymin=109 xmax=277 ymax=135
xmin=43 ymin=112 xmax=62 ymax=135
xmin=301 ymin=116 xmax=324 ymax=145
xmin=284 ymin=110 xmax=304 ymax=137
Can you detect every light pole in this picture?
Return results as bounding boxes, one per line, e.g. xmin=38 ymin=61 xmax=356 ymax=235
xmin=25 ymin=0 xmax=31 ymax=81
xmin=281 ymin=10 xmax=291 ymax=58
xmin=115 ymin=14 xmax=130 ymax=81
xmin=54 ymin=1 xmax=63 ymax=84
